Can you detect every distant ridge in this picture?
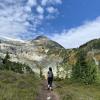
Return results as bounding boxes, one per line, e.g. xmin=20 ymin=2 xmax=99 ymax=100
xmin=34 ymin=35 xmax=49 ymax=40
xmin=79 ymin=38 xmax=100 ymax=50
xmin=31 ymin=35 xmax=65 ymax=49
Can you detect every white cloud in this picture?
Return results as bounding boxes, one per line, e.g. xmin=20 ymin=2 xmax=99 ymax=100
xmin=41 ymin=0 xmax=62 ymax=6
xmin=0 ymin=35 xmax=25 ymax=42
xmin=0 ymin=0 xmax=42 ymax=39
xmin=36 ymin=6 xmax=44 ymax=14
xmin=41 ymin=0 xmax=47 ymax=6
xmin=37 ymin=14 xmax=44 ymax=20
xmin=25 ymin=0 xmax=37 ymax=12
xmin=46 ymin=14 xmax=56 ymax=19
xmin=27 ymin=0 xmax=37 ymax=7
xmin=0 ymin=0 xmax=44 ymax=40
xmin=50 ymin=17 xmax=100 ymax=49
xmin=47 ymin=7 xmax=58 ymax=13
xmin=0 ymin=0 xmax=63 ymax=40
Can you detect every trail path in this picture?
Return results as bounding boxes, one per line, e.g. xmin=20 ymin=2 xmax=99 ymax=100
xmin=36 ymin=80 xmax=59 ymax=100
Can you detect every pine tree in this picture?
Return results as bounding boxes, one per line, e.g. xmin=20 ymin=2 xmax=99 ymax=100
xmin=86 ymin=58 xmax=97 ymax=84
xmin=3 ymin=52 xmax=10 ymax=70
xmin=72 ymin=49 xmax=86 ymax=80
xmin=72 ymin=49 xmax=97 ymax=84
xmin=3 ymin=52 xmax=10 ymax=63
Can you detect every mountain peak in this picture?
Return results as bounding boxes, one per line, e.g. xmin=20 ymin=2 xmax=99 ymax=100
xmin=31 ymin=35 xmax=64 ymax=49
xmin=34 ymin=35 xmax=49 ymax=40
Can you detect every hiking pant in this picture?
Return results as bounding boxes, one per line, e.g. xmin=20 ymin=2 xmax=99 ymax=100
xmin=48 ymin=77 xmax=53 ymax=87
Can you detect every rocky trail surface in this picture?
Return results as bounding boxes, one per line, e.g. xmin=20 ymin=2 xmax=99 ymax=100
xmin=36 ymin=80 xmax=59 ymax=100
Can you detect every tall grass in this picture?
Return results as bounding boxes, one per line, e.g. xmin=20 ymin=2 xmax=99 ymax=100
xmin=0 ymin=71 xmax=40 ymax=100
xmin=55 ymin=79 xmax=100 ymax=100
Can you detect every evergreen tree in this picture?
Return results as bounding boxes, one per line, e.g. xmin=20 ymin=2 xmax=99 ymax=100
xmin=3 ymin=52 xmax=10 ymax=70
xmin=3 ymin=52 xmax=10 ymax=64
xmin=1 ymin=53 xmax=33 ymax=74
xmin=72 ymin=49 xmax=97 ymax=84
xmin=72 ymin=49 xmax=86 ymax=80
xmin=86 ymin=59 xmax=97 ymax=84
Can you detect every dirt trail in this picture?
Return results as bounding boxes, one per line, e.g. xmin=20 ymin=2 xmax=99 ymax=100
xmin=36 ymin=80 xmax=59 ymax=100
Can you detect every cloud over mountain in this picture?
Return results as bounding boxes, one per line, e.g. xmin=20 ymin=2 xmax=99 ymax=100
xmin=51 ymin=17 xmax=100 ymax=48
xmin=0 ymin=0 xmax=62 ymax=40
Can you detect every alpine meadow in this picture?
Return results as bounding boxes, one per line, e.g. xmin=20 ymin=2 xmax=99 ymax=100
xmin=0 ymin=0 xmax=100 ymax=100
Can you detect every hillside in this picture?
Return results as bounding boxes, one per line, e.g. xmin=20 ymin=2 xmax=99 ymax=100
xmin=66 ymin=38 xmax=100 ymax=66
xmin=80 ymin=38 xmax=100 ymax=50
xmin=32 ymin=35 xmax=64 ymax=49
xmin=80 ymin=38 xmax=100 ymax=65
xmin=0 ymin=35 xmax=65 ymax=77
xmin=0 ymin=36 xmax=100 ymax=78
xmin=0 ymin=70 xmax=40 ymax=100
xmin=0 ymin=37 xmax=100 ymax=100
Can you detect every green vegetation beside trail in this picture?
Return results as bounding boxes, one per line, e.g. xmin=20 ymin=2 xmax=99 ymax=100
xmin=72 ymin=49 xmax=97 ymax=84
xmin=55 ymin=48 xmax=100 ymax=100
xmin=0 ymin=71 xmax=41 ymax=100
xmin=0 ymin=52 xmax=41 ymax=100
xmin=55 ymin=80 xmax=100 ymax=100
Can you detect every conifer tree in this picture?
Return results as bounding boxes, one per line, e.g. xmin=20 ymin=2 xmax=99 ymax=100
xmin=3 ymin=52 xmax=10 ymax=64
xmin=72 ymin=49 xmax=97 ymax=84
xmin=3 ymin=52 xmax=10 ymax=70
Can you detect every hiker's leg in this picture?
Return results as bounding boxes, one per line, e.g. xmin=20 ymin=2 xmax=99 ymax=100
xmin=48 ymin=78 xmax=50 ymax=89
xmin=50 ymin=80 xmax=52 ymax=87
xmin=50 ymin=79 xmax=53 ymax=90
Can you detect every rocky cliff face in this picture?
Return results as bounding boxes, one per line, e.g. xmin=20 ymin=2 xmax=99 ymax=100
xmin=80 ymin=38 xmax=100 ymax=66
xmin=0 ymin=36 xmax=65 ymax=77
xmin=1 ymin=36 xmax=99 ymax=78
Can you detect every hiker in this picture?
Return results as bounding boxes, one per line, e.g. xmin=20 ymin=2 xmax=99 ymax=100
xmin=47 ymin=67 xmax=53 ymax=90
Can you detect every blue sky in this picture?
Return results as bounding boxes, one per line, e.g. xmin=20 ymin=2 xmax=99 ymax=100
xmin=37 ymin=0 xmax=100 ymax=34
xmin=0 ymin=0 xmax=100 ymax=48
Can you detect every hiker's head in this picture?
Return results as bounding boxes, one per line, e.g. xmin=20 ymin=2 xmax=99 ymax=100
xmin=49 ymin=67 xmax=52 ymax=71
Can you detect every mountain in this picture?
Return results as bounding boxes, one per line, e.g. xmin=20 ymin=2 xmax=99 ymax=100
xmin=80 ymin=38 xmax=100 ymax=51
xmin=66 ymin=38 xmax=100 ymax=67
xmin=80 ymin=38 xmax=100 ymax=65
xmin=0 ymin=35 xmax=65 ymax=77
xmin=0 ymin=36 xmax=100 ymax=78
xmin=32 ymin=35 xmax=64 ymax=49
xmin=33 ymin=35 xmax=48 ymax=40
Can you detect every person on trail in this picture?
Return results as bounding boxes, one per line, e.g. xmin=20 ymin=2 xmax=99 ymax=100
xmin=47 ymin=67 xmax=53 ymax=90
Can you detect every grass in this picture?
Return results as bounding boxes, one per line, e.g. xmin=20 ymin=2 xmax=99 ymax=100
xmin=55 ymin=79 xmax=100 ymax=100
xmin=0 ymin=70 xmax=41 ymax=100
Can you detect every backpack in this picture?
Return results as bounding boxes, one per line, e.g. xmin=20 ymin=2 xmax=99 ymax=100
xmin=48 ymin=71 xmax=53 ymax=78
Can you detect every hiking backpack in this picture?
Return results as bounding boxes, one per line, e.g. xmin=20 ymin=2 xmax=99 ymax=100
xmin=48 ymin=71 xmax=53 ymax=78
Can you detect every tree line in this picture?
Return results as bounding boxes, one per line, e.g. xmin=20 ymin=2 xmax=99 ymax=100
xmin=0 ymin=52 xmax=33 ymax=74
xmin=72 ymin=49 xmax=97 ymax=84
